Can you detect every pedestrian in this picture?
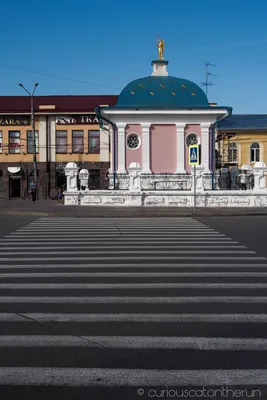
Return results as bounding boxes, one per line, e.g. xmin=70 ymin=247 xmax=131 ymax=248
xmin=57 ymin=187 xmax=64 ymax=203
xmin=238 ymin=170 xmax=247 ymax=190
xmin=29 ymin=180 xmax=37 ymax=202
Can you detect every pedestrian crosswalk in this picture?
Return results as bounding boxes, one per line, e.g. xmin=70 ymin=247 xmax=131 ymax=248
xmin=0 ymin=217 xmax=266 ymax=398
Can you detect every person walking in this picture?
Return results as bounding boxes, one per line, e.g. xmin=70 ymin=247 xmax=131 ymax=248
xmin=57 ymin=187 xmax=64 ymax=203
xmin=29 ymin=180 xmax=37 ymax=202
xmin=238 ymin=170 xmax=248 ymax=190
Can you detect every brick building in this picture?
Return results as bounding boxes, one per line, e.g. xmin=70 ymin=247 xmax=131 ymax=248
xmin=0 ymin=95 xmax=117 ymax=199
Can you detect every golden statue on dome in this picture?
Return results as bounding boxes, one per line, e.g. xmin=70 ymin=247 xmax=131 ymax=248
xmin=157 ymin=36 xmax=164 ymax=60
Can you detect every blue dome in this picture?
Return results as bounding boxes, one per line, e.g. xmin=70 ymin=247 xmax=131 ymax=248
xmin=116 ymin=75 xmax=210 ymax=108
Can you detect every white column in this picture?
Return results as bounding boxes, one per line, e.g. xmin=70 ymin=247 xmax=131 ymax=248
xmin=49 ymin=116 xmax=56 ymax=163
xmin=201 ymin=123 xmax=211 ymax=172
xmin=175 ymin=123 xmax=186 ymax=173
xmin=38 ymin=116 xmax=47 ymax=162
xmin=117 ymin=123 xmax=126 ymax=173
xmin=141 ymin=123 xmax=151 ymax=174
xmin=109 ymin=125 xmax=113 ymax=173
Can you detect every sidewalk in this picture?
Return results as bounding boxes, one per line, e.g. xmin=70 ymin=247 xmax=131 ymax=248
xmin=1 ymin=199 xmax=267 ymax=217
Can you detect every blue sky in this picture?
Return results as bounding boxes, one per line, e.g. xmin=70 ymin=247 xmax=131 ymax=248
xmin=0 ymin=0 xmax=266 ymax=113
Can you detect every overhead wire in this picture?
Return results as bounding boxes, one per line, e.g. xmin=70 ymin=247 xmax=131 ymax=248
xmin=0 ymin=63 xmax=121 ymax=91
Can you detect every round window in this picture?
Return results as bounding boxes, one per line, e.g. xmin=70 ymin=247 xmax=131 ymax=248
xmin=186 ymin=133 xmax=199 ymax=147
xmin=127 ymin=133 xmax=140 ymax=150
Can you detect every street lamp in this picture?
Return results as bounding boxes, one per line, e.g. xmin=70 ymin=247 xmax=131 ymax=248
xmin=19 ymin=83 xmax=38 ymax=186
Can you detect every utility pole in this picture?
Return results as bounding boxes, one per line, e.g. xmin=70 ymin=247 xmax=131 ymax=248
xmin=201 ymin=62 xmax=217 ymax=99
xmin=19 ymin=83 xmax=38 ymax=186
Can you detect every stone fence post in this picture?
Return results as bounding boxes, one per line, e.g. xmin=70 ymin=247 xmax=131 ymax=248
xmin=191 ymin=165 xmax=205 ymax=192
xmin=64 ymin=162 xmax=79 ymax=192
xmin=79 ymin=169 xmax=90 ymax=191
xmin=252 ymin=162 xmax=267 ymax=191
xmin=128 ymin=162 xmax=142 ymax=192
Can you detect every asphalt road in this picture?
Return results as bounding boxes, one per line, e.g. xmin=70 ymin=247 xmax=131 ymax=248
xmin=0 ymin=216 xmax=266 ymax=400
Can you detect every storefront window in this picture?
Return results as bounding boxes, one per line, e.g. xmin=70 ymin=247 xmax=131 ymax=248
xmin=0 ymin=131 xmax=2 ymax=154
xmin=88 ymin=130 xmax=100 ymax=153
xmin=9 ymin=131 xmax=21 ymax=154
xmin=27 ymin=131 xmax=39 ymax=154
xmin=72 ymin=130 xmax=84 ymax=153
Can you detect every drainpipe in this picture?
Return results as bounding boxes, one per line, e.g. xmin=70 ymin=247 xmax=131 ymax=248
xmin=46 ymin=115 xmax=50 ymax=198
xmin=95 ymin=106 xmax=116 ymax=189
xmin=210 ymin=107 xmax=232 ymax=190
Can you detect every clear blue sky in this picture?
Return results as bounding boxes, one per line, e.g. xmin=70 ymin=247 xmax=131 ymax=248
xmin=1 ymin=0 xmax=266 ymax=113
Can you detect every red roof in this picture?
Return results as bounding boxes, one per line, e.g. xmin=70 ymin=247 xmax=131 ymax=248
xmin=0 ymin=95 xmax=118 ymax=114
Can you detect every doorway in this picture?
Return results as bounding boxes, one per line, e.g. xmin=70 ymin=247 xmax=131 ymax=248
xmin=9 ymin=176 xmax=21 ymax=198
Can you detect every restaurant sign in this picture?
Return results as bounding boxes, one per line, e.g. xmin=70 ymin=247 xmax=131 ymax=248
xmin=56 ymin=115 xmax=99 ymax=125
xmin=0 ymin=116 xmax=30 ymax=125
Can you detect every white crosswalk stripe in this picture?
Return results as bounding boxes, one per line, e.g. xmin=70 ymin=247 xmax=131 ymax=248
xmin=0 ymin=216 xmax=266 ymax=396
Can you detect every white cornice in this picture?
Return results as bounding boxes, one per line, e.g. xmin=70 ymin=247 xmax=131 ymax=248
xmin=103 ymin=109 xmax=228 ymax=116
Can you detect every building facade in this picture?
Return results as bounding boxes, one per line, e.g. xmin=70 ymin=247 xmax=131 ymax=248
xmin=0 ymin=95 xmax=117 ymax=199
xmin=98 ymin=55 xmax=231 ymax=190
xmin=216 ymin=115 xmax=267 ymax=169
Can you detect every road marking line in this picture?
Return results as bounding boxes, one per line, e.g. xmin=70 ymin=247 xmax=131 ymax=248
xmin=0 ymin=296 xmax=266 ymax=303
xmin=0 ymin=263 xmax=264 ymax=269
xmin=0 ymin=368 xmax=264 ymax=386
xmin=0 ymin=313 xmax=267 ymax=322
xmin=0 ymin=282 xmax=266 ymax=289
xmin=0 ymin=256 xmax=262 ymax=261
xmin=0 ymin=335 xmax=266 ymax=350
xmin=0 ymin=271 xmax=264 ymax=278
xmin=0 ymin=250 xmax=254 ymax=255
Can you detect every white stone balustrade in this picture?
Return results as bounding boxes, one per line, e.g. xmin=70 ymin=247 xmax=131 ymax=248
xmin=64 ymin=162 xmax=79 ymax=192
xmin=128 ymin=162 xmax=142 ymax=192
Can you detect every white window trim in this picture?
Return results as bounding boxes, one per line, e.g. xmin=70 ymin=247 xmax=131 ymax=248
xmin=185 ymin=132 xmax=200 ymax=148
xmin=126 ymin=132 xmax=141 ymax=151
xmin=228 ymin=142 xmax=238 ymax=163
xmin=249 ymin=142 xmax=261 ymax=164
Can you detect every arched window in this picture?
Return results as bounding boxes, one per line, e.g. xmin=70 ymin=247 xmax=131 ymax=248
xmin=250 ymin=143 xmax=260 ymax=162
xmin=228 ymin=143 xmax=237 ymax=163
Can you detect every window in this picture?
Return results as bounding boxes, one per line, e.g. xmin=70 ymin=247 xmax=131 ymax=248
xmin=56 ymin=130 xmax=68 ymax=153
xmin=228 ymin=143 xmax=237 ymax=163
xmin=72 ymin=130 xmax=84 ymax=153
xmin=250 ymin=143 xmax=260 ymax=162
xmin=9 ymin=131 xmax=21 ymax=154
xmin=186 ymin=133 xmax=198 ymax=147
xmin=27 ymin=130 xmax=39 ymax=154
xmin=88 ymin=130 xmax=100 ymax=153
xmin=127 ymin=133 xmax=140 ymax=149
xmin=0 ymin=131 xmax=2 ymax=154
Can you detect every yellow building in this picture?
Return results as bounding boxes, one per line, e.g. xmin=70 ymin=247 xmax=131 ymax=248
xmin=0 ymin=95 xmax=117 ymax=199
xmin=216 ymin=115 xmax=267 ymax=169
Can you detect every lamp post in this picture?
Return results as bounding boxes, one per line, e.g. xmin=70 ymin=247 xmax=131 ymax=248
xmin=19 ymin=83 xmax=38 ymax=186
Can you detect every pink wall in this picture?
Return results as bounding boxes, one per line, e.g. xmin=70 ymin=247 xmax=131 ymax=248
xmin=125 ymin=124 xmax=142 ymax=171
xmin=151 ymin=125 xmax=176 ymax=174
xmin=185 ymin=124 xmax=201 ymax=173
